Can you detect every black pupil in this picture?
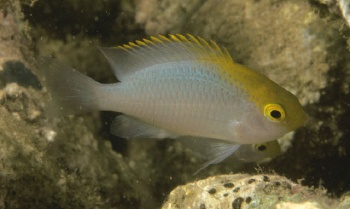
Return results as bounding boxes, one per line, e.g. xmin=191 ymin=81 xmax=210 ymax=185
xmin=270 ymin=110 xmax=281 ymax=119
xmin=258 ymin=145 xmax=267 ymax=151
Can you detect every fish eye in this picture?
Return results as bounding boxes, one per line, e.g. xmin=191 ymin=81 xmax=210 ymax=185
xmin=257 ymin=144 xmax=267 ymax=151
xmin=264 ymin=104 xmax=285 ymax=122
xmin=258 ymin=144 xmax=266 ymax=151
xmin=254 ymin=144 xmax=267 ymax=152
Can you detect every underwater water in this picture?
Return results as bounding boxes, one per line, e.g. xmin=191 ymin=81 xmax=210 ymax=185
xmin=0 ymin=0 xmax=350 ymax=208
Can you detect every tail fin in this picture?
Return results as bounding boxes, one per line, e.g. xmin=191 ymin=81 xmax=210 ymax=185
xmin=36 ymin=57 xmax=101 ymax=117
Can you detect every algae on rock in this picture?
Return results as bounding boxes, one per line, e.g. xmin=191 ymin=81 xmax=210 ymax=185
xmin=0 ymin=1 xmax=155 ymax=208
xmin=162 ymin=174 xmax=349 ymax=209
xmin=1 ymin=0 xmax=350 ymax=208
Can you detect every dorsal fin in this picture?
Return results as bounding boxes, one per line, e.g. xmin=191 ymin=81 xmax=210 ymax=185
xmin=99 ymin=34 xmax=234 ymax=81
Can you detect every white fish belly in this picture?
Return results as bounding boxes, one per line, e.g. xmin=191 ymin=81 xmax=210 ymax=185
xmin=99 ymin=63 xmax=245 ymax=140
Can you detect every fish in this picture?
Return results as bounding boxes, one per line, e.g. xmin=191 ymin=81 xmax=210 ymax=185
xmin=232 ymin=141 xmax=282 ymax=163
xmin=180 ymin=138 xmax=282 ymax=174
xmin=37 ymin=34 xmax=306 ymax=171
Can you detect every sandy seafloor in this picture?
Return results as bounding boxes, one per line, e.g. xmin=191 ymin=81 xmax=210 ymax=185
xmin=0 ymin=0 xmax=349 ymax=208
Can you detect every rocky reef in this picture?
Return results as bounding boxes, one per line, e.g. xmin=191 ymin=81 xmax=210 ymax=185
xmin=0 ymin=0 xmax=349 ymax=208
xmin=162 ymin=174 xmax=350 ymax=209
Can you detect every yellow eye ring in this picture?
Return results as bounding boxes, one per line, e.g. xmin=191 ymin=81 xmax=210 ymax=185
xmin=264 ymin=104 xmax=285 ymax=122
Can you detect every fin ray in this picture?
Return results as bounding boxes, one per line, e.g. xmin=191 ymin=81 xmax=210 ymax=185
xmin=110 ymin=115 xmax=176 ymax=139
xmin=180 ymin=137 xmax=240 ymax=175
xmin=99 ymin=34 xmax=233 ymax=81
xmin=36 ymin=57 xmax=101 ymax=116
xmin=195 ymin=140 xmax=240 ymax=175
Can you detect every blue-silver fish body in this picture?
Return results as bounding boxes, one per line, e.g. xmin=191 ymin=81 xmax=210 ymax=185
xmin=99 ymin=61 xmax=246 ymax=141
xmin=38 ymin=34 xmax=306 ymax=171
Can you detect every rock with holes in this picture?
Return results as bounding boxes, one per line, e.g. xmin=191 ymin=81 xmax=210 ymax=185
xmin=161 ymin=174 xmax=340 ymax=209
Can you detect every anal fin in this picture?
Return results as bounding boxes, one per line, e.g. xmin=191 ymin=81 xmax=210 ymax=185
xmin=180 ymin=137 xmax=240 ymax=175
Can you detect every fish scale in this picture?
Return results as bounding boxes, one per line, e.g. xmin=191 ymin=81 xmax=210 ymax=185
xmin=108 ymin=66 xmax=233 ymax=137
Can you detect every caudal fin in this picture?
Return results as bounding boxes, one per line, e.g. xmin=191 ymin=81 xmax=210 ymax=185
xmin=36 ymin=57 xmax=101 ymax=117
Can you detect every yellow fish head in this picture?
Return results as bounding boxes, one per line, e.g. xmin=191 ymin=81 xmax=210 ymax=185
xmin=225 ymin=64 xmax=307 ymax=144
xmin=263 ymin=90 xmax=307 ymax=132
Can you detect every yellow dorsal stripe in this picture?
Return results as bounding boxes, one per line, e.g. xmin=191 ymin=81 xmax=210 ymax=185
xmin=135 ymin=40 xmax=147 ymax=46
xmin=223 ymin=47 xmax=233 ymax=63
xmin=122 ymin=44 xmax=132 ymax=49
xmin=187 ymin=34 xmax=202 ymax=46
xmin=143 ymin=38 xmax=155 ymax=45
xmin=115 ymin=34 xmax=234 ymax=66
xmin=210 ymin=40 xmax=220 ymax=51
xmin=169 ymin=34 xmax=181 ymax=42
xmin=176 ymin=34 xmax=190 ymax=43
xmin=150 ymin=36 xmax=163 ymax=43
xmin=198 ymin=37 xmax=211 ymax=48
xmin=128 ymin=42 xmax=138 ymax=47
xmin=159 ymin=35 xmax=171 ymax=42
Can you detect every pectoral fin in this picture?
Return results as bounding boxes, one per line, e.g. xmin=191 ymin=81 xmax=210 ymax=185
xmin=110 ymin=115 xmax=176 ymax=139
